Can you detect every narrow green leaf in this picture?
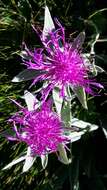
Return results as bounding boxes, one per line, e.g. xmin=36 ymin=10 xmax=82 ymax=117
xmin=71 ymin=118 xmax=98 ymax=131
xmin=61 ymin=100 xmax=71 ymax=127
xmin=72 ymin=86 xmax=88 ymax=109
xmin=58 ymin=144 xmax=71 ymax=165
xmin=23 ymin=147 xmax=36 ymax=173
xmin=42 ymin=6 xmax=55 ymax=41
xmin=102 ymin=128 xmax=107 ymax=138
xmin=12 ymin=69 xmax=46 ymax=82
xmin=95 ymin=65 xmax=105 ymax=73
xmin=88 ymin=8 xmax=107 ymax=19
xmin=41 ymin=154 xmax=48 ymax=169
xmin=53 ymin=88 xmax=63 ymax=116
xmin=2 ymin=156 xmax=26 ymax=170
xmin=72 ymin=32 xmax=85 ymax=50
xmin=24 ymin=90 xmax=36 ymax=111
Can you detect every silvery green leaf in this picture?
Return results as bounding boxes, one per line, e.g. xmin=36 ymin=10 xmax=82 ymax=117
xmin=82 ymin=53 xmax=90 ymax=58
xmin=82 ymin=53 xmax=97 ymax=75
xmin=23 ymin=147 xmax=36 ymax=173
xmin=82 ymin=54 xmax=104 ymax=75
xmin=12 ymin=69 xmax=46 ymax=82
xmin=42 ymin=6 xmax=55 ymax=41
xmin=88 ymin=33 xmax=100 ymax=76
xmin=67 ymin=128 xmax=97 ymax=143
xmin=20 ymin=50 xmax=31 ymax=60
xmin=95 ymin=65 xmax=105 ymax=73
xmin=53 ymin=88 xmax=63 ymax=116
xmin=2 ymin=156 xmax=26 ymax=170
xmin=102 ymin=128 xmax=107 ymax=138
xmin=72 ymin=32 xmax=85 ymax=49
xmin=58 ymin=144 xmax=71 ymax=164
xmin=82 ymin=53 xmax=90 ymax=66
xmin=71 ymin=118 xmax=98 ymax=131
xmin=61 ymin=100 xmax=71 ymax=127
xmin=71 ymin=86 xmax=88 ymax=109
xmin=41 ymin=154 xmax=48 ymax=169
xmin=91 ymin=63 xmax=105 ymax=76
xmin=90 ymin=33 xmax=99 ymax=48
xmin=67 ymin=118 xmax=98 ymax=142
xmin=24 ymin=90 xmax=37 ymax=111
xmin=67 ymin=131 xmax=83 ymax=142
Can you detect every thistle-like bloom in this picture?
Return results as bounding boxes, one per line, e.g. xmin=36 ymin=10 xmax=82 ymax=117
xmin=24 ymin=40 xmax=91 ymax=95
xmin=14 ymin=6 xmax=103 ymax=100
xmin=3 ymin=91 xmax=99 ymax=171
xmin=12 ymin=6 xmax=103 ymax=104
xmin=8 ymin=93 xmax=67 ymax=156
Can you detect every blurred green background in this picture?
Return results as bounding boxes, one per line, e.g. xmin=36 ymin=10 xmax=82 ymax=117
xmin=0 ymin=0 xmax=107 ymax=189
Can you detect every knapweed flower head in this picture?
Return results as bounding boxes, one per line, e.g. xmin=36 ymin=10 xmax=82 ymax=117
xmin=12 ymin=6 xmax=103 ymax=101
xmin=8 ymin=94 xmax=67 ymax=156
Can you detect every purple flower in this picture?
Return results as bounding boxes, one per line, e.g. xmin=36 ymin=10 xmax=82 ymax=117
xmin=17 ymin=6 xmax=103 ymax=100
xmin=25 ymin=42 xmax=89 ymax=91
xmin=8 ymin=93 xmax=67 ymax=156
xmin=12 ymin=6 xmax=103 ymax=102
